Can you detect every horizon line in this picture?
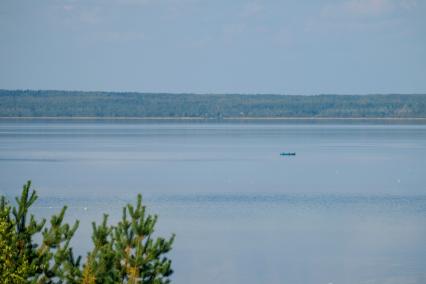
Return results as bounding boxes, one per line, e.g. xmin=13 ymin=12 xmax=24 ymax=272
xmin=1 ymin=89 xmax=426 ymax=96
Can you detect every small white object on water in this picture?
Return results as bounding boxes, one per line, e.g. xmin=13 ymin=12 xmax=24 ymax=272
xmin=83 ymin=207 xmax=88 ymax=211
xmin=397 ymin=179 xmax=401 ymax=183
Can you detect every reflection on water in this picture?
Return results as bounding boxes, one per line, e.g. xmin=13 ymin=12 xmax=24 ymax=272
xmin=1 ymin=120 xmax=426 ymax=284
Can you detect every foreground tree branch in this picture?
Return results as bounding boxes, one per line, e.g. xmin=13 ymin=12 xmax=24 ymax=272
xmin=0 ymin=181 xmax=175 ymax=284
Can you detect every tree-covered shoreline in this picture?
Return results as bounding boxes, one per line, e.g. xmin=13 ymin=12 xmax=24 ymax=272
xmin=1 ymin=90 xmax=425 ymax=118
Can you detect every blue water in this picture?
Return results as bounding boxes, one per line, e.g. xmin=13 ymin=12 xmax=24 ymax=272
xmin=1 ymin=119 xmax=426 ymax=284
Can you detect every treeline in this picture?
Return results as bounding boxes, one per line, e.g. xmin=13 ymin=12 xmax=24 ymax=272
xmin=0 ymin=90 xmax=425 ymax=118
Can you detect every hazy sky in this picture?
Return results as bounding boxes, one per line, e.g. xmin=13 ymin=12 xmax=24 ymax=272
xmin=0 ymin=0 xmax=425 ymax=94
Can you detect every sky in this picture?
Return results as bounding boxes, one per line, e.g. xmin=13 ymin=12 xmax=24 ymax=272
xmin=0 ymin=0 xmax=425 ymax=94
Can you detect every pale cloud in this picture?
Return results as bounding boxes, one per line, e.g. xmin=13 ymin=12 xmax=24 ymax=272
xmin=113 ymin=0 xmax=153 ymax=5
xmin=54 ymin=1 xmax=102 ymax=25
xmin=322 ymin=0 xmax=417 ymax=18
xmin=299 ymin=0 xmax=419 ymax=39
xmin=77 ymin=7 xmax=102 ymax=24
xmin=222 ymin=22 xmax=247 ymax=40
xmin=344 ymin=0 xmax=393 ymax=16
xmin=274 ymin=27 xmax=294 ymax=47
xmin=112 ymin=0 xmax=200 ymax=6
xmin=241 ymin=1 xmax=264 ymax=18
xmin=102 ymin=31 xmax=145 ymax=42
xmin=399 ymin=0 xmax=417 ymax=10
xmin=63 ymin=5 xmax=74 ymax=12
xmin=1 ymin=0 xmax=424 ymax=93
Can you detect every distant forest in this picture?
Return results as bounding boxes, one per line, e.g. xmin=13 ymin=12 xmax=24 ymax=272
xmin=1 ymin=90 xmax=425 ymax=118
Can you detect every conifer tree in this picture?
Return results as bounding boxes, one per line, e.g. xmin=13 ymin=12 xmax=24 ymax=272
xmin=82 ymin=195 xmax=175 ymax=284
xmin=0 ymin=195 xmax=36 ymax=283
xmin=1 ymin=181 xmax=80 ymax=283
xmin=0 ymin=181 xmax=175 ymax=283
xmin=114 ymin=194 xmax=174 ymax=284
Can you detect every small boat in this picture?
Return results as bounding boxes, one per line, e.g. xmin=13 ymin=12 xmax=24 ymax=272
xmin=280 ymin=152 xmax=296 ymax=156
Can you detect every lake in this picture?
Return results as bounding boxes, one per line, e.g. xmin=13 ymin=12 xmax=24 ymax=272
xmin=1 ymin=119 xmax=426 ymax=284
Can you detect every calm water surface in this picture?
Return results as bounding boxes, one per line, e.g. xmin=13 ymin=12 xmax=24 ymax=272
xmin=1 ymin=119 xmax=426 ymax=284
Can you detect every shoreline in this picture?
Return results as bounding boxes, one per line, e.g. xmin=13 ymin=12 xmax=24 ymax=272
xmin=1 ymin=116 xmax=426 ymax=121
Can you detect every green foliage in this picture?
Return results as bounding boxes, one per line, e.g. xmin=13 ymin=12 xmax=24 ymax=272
xmin=113 ymin=195 xmax=174 ymax=284
xmin=0 ymin=181 xmax=175 ymax=284
xmin=0 ymin=195 xmax=37 ymax=283
xmin=0 ymin=90 xmax=425 ymax=118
